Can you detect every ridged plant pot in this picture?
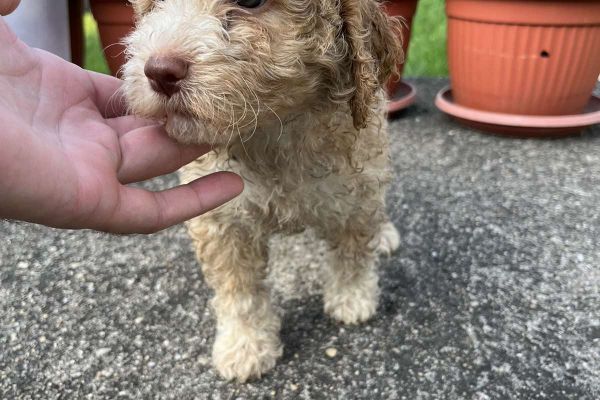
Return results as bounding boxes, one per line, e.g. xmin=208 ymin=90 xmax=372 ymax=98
xmin=383 ymin=0 xmax=418 ymax=92
xmin=446 ymin=0 xmax=600 ymax=116
xmin=90 ymin=0 xmax=135 ymax=77
xmin=384 ymin=0 xmax=419 ymax=113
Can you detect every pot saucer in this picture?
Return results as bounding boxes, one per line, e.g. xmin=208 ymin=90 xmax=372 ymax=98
xmin=387 ymin=80 xmax=417 ymax=114
xmin=435 ymin=86 xmax=600 ymax=138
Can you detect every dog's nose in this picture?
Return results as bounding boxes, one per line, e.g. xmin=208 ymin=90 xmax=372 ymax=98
xmin=144 ymin=55 xmax=189 ymax=97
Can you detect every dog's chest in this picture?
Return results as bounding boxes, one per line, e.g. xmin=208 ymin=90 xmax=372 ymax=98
xmin=231 ymin=133 xmax=387 ymax=230
xmin=180 ymin=113 xmax=389 ymax=230
xmin=235 ymin=142 xmax=349 ymax=215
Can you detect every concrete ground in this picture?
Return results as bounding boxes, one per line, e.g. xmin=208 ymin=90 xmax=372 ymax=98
xmin=1 ymin=79 xmax=599 ymax=399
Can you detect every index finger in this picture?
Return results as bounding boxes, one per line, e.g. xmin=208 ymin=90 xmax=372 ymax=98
xmin=100 ymin=172 xmax=244 ymax=234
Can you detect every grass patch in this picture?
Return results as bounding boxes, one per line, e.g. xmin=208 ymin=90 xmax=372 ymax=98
xmin=84 ymin=1 xmax=448 ymax=77
xmin=404 ymin=0 xmax=448 ymax=77
xmin=83 ymin=13 xmax=110 ymax=75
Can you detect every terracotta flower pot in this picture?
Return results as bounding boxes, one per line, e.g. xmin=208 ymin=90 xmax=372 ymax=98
xmin=446 ymin=0 xmax=600 ymax=116
xmin=383 ymin=0 xmax=418 ymax=94
xmin=383 ymin=0 xmax=419 ymax=113
xmin=89 ymin=0 xmax=135 ymax=77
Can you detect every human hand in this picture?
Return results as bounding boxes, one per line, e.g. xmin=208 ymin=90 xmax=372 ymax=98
xmin=0 ymin=17 xmax=243 ymax=233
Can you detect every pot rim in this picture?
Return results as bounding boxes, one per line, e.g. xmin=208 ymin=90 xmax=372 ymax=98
xmin=387 ymin=80 xmax=417 ymax=114
xmin=446 ymin=0 xmax=600 ymax=26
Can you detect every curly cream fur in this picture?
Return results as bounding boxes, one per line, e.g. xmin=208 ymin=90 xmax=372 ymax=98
xmin=124 ymin=0 xmax=403 ymax=382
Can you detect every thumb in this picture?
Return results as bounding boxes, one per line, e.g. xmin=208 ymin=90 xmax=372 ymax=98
xmin=0 ymin=0 xmax=20 ymax=16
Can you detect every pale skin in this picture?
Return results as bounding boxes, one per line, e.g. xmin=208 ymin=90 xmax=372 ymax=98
xmin=0 ymin=3 xmax=243 ymax=234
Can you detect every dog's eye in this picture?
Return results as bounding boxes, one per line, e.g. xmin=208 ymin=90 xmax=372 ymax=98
xmin=234 ymin=0 xmax=267 ymax=9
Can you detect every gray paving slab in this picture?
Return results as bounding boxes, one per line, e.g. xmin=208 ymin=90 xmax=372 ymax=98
xmin=1 ymin=79 xmax=599 ymax=399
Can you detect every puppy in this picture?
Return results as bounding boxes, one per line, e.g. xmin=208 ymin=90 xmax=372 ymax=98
xmin=123 ymin=0 xmax=403 ymax=382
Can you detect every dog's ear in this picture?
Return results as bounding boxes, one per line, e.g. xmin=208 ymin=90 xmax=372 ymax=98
xmin=340 ymin=0 xmax=403 ymax=129
xmin=129 ymin=0 xmax=153 ymax=16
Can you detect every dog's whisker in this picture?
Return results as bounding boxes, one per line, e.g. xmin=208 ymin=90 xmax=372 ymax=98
xmin=104 ymin=85 xmax=124 ymax=119
xmin=235 ymin=89 xmax=249 ymax=130
xmin=264 ymin=103 xmax=284 ymax=143
xmin=238 ymin=75 xmax=260 ymax=143
xmin=224 ymin=120 xmax=237 ymax=155
xmin=100 ymin=42 xmax=123 ymax=56
xmin=214 ymin=99 xmax=236 ymax=150
xmin=229 ymin=98 xmax=251 ymax=160
xmin=224 ymin=103 xmax=237 ymax=146
xmin=237 ymin=125 xmax=250 ymax=161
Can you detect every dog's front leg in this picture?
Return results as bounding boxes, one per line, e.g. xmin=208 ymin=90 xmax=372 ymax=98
xmin=188 ymin=220 xmax=282 ymax=382
xmin=321 ymin=210 xmax=385 ymax=325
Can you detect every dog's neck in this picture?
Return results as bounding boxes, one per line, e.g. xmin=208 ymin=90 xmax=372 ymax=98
xmin=223 ymin=104 xmax=354 ymax=154
xmin=215 ymin=103 xmax=371 ymax=185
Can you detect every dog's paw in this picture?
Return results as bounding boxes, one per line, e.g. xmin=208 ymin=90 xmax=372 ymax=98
xmin=324 ymin=272 xmax=378 ymax=325
xmin=376 ymin=222 xmax=400 ymax=255
xmin=212 ymin=322 xmax=283 ymax=382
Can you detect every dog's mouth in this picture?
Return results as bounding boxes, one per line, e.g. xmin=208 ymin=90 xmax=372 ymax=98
xmin=139 ymin=82 xmax=253 ymax=146
xmin=163 ymin=109 xmax=230 ymax=146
